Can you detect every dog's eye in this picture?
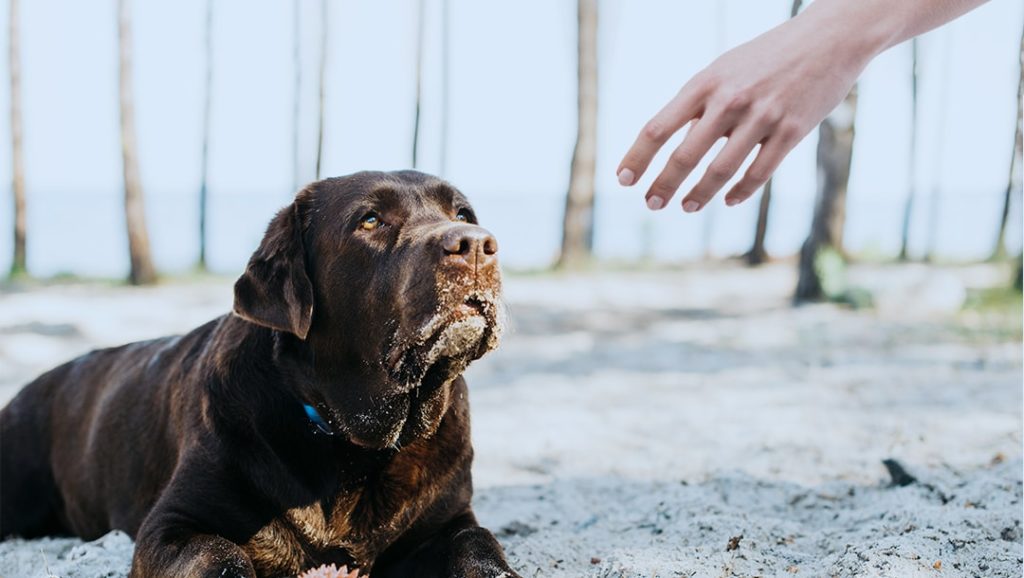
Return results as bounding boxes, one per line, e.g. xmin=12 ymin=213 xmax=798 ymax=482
xmin=455 ymin=209 xmax=472 ymax=223
xmin=359 ymin=213 xmax=382 ymax=231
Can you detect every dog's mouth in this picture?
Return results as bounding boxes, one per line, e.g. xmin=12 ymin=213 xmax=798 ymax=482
xmin=387 ymin=292 xmax=504 ymax=387
xmin=341 ymin=292 xmax=503 ymax=448
xmin=304 ymin=293 xmax=503 ymax=448
xmin=453 ymin=297 xmax=486 ymax=319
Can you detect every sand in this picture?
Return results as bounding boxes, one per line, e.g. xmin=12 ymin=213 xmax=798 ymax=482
xmin=0 ymin=263 xmax=1020 ymax=577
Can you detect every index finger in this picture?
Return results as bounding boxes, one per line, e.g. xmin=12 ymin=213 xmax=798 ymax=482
xmin=617 ymin=81 xmax=705 ymax=186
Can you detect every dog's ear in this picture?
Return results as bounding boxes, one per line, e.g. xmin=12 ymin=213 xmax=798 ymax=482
xmin=233 ymin=203 xmax=314 ymax=339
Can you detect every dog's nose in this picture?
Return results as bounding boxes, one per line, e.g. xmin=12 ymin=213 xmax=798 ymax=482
xmin=441 ymin=226 xmax=498 ymax=272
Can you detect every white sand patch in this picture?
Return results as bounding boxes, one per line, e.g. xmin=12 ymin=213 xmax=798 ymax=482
xmin=0 ymin=263 xmax=1020 ymax=577
xmin=0 ymin=531 xmax=133 ymax=578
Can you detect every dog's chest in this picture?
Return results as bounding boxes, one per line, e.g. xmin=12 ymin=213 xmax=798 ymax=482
xmin=242 ymin=451 xmax=452 ymax=576
xmin=242 ymin=495 xmax=365 ymax=575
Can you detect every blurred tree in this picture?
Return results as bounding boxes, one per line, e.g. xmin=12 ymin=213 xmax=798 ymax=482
xmin=746 ymin=0 xmax=804 ymax=267
xmin=315 ymin=0 xmax=328 ymax=180
xmin=118 ymin=0 xmax=156 ymax=285
xmin=291 ymin=1 xmax=301 ymax=190
xmin=898 ymin=39 xmax=920 ymax=261
xmin=557 ymin=0 xmax=598 ymax=269
xmin=923 ymin=41 xmax=952 ymax=263
xmin=993 ymin=24 xmax=1023 ymax=261
xmin=197 ymin=0 xmax=213 ymax=271
xmin=701 ymin=0 xmax=729 ymax=261
xmin=439 ymin=0 xmax=450 ymax=176
xmin=746 ymin=178 xmax=773 ymax=266
xmin=412 ymin=0 xmax=426 ymax=168
xmin=8 ymin=0 xmax=26 ymax=278
xmin=794 ymin=86 xmax=858 ymax=303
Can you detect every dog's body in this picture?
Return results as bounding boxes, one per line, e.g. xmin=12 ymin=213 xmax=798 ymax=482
xmin=1 ymin=172 xmax=519 ymax=578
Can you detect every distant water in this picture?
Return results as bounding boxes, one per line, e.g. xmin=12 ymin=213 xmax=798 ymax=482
xmin=0 ymin=186 xmax=1016 ymax=279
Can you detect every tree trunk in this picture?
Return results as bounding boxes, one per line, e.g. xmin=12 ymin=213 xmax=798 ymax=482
xmin=993 ymin=24 xmax=1023 ymax=261
xmin=198 ymin=0 xmax=213 ymax=271
xmin=291 ymin=0 xmax=301 ymax=191
xmin=315 ymin=0 xmax=328 ymax=180
xmin=745 ymin=0 xmax=803 ymax=267
xmin=412 ymin=0 xmax=426 ymax=169
xmin=794 ymin=86 xmax=858 ymax=303
xmin=557 ymin=0 xmax=599 ymax=269
xmin=8 ymin=0 xmax=26 ymax=277
xmin=745 ymin=179 xmax=772 ymax=265
xmin=439 ymin=0 xmax=450 ymax=176
xmin=118 ymin=0 xmax=156 ymax=285
xmin=923 ymin=41 xmax=952 ymax=263
xmin=898 ymin=39 xmax=920 ymax=261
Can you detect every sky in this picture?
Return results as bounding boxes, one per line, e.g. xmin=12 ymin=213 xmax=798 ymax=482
xmin=0 ymin=0 xmax=1021 ymax=277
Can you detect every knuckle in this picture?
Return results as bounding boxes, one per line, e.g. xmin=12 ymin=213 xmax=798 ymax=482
xmin=746 ymin=166 xmax=773 ymax=184
xmin=706 ymin=163 xmax=735 ymax=182
xmin=668 ymin=149 xmax=698 ymax=172
xmin=650 ymin=180 xmax=679 ymax=197
xmin=642 ymin=120 xmax=669 ymax=142
xmin=777 ymin=120 xmax=803 ymax=142
xmin=758 ymin=105 xmax=784 ymax=127
xmin=723 ymin=90 xmax=753 ymax=113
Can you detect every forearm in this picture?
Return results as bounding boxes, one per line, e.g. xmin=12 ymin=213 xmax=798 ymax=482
xmin=798 ymin=0 xmax=989 ymax=63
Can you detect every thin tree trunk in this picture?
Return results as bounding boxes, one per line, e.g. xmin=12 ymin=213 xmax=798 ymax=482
xmin=198 ymin=0 xmax=213 ymax=271
xmin=993 ymin=23 xmax=1024 ymax=261
xmin=118 ymin=0 xmax=156 ymax=285
xmin=439 ymin=0 xmax=450 ymax=176
xmin=924 ymin=39 xmax=952 ymax=263
xmin=291 ymin=0 xmax=301 ymax=190
xmin=701 ymin=0 xmax=729 ymax=260
xmin=746 ymin=0 xmax=803 ymax=267
xmin=8 ymin=0 xmax=26 ymax=277
xmin=315 ymin=0 xmax=328 ymax=180
xmin=794 ymin=86 xmax=858 ymax=303
xmin=745 ymin=179 xmax=772 ymax=265
xmin=557 ymin=0 xmax=599 ymax=269
xmin=898 ymin=39 xmax=920 ymax=261
xmin=412 ymin=0 xmax=426 ymax=169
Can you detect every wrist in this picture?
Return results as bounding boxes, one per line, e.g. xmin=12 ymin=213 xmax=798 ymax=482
xmin=795 ymin=0 xmax=900 ymax=70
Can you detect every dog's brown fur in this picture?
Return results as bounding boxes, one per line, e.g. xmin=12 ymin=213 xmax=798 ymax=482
xmin=0 ymin=171 xmax=519 ymax=578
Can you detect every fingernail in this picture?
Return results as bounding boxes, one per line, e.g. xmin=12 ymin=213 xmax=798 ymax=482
xmin=646 ymin=196 xmax=664 ymax=210
xmin=725 ymin=197 xmax=739 ymax=207
xmin=683 ymin=200 xmax=700 ymax=213
xmin=618 ymin=168 xmax=635 ymax=186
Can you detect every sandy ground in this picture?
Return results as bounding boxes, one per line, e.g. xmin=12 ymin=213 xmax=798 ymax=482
xmin=0 ymin=263 xmax=1020 ymax=578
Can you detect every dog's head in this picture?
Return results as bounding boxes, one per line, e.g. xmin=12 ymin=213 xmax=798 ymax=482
xmin=233 ymin=171 xmax=504 ymax=449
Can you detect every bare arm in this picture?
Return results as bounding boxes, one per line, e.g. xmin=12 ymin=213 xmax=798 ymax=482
xmin=617 ymin=0 xmax=988 ymax=212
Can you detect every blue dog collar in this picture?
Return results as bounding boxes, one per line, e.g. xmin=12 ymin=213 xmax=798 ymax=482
xmin=303 ymin=403 xmax=334 ymax=435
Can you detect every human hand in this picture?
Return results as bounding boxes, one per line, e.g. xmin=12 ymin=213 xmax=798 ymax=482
xmin=617 ymin=3 xmax=883 ymax=212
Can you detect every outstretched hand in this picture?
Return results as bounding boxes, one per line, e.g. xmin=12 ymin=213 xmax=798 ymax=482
xmin=616 ymin=0 xmax=985 ymax=213
xmin=617 ymin=13 xmax=870 ymax=213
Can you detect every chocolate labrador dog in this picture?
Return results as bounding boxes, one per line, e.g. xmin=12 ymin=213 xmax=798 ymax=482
xmin=0 ymin=171 xmax=520 ymax=578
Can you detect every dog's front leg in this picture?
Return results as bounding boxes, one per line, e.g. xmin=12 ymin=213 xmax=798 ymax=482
xmin=130 ymin=518 xmax=255 ymax=578
xmin=129 ymin=479 xmax=257 ymax=578
xmin=377 ymin=511 xmax=521 ymax=578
